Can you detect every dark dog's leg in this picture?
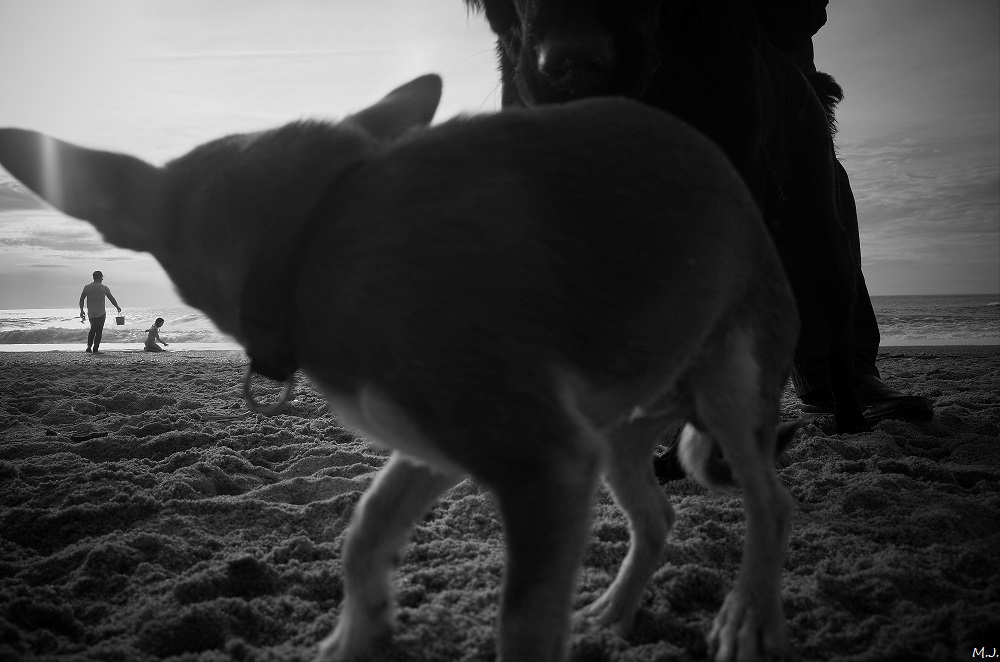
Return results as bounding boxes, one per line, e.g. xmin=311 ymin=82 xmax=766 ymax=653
xmin=813 ymin=227 xmax=868 ymax=434
xmin=834 ymin=160 xmax=881 ymax=379
xmin=652 ymin=423 xmax=686 ymax=482
xmin=578 ymin=414 xmax=676 ymax=634
xmin=781 ymin=145 xmax=868 ymax=433
xmin=492 ymin=422 xmax=602 ymax=662
xmin=318 ymin=453 xmax=461 ymax=662
xmin=820 ymin=162 xmax=872 ymax=431
xmin=787 ymin=235 xmax=866 ymax=434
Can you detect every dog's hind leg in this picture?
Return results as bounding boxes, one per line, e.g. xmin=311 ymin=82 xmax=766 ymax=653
xmin=576 ymin=413 xmax=676 ymax=635
xmin=685 ymin=329 xmax=793 ymax=662
xmin=490 ymin=418 xmax=603 ymax=662
xmin=317 ymin=452 xmax=461 ymax=662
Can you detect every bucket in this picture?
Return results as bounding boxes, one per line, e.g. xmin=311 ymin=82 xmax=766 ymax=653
xmin=115 ymin=313 xmax=125 ymax=325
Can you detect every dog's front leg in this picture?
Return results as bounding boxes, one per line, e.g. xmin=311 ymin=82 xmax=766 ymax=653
xmin=492 ymin=443 xmax=602 ymax=662
xmin=317 ymin=452 xmax=461 ymax=662
xmin=576 ymin=414 xmax=676 ymax=635
xmin=707 ymin=458 xmax=793 ymax=662
xmin=686 ymin=330 xmax=794 ymax=661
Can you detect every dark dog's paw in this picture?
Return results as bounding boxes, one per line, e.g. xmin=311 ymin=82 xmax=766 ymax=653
xmin=834 ymin=411 xmax=871 ymax=434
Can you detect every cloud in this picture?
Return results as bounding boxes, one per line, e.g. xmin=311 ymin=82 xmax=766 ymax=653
xmin=813 ymin=1 xmax=999 ymax=294
xmin=838 ymin=133 xmax=999 ymax=294
xmin=0 ymin=179 xmax=46 ymax=212
xmin=0 ymin=209 xmax=183 ymax=308
xmin=0 ymin=210 xmax=144 ymax=261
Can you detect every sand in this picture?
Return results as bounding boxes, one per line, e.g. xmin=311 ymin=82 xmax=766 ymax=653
xmin=1 ymin=346 xmax=997 ymax=662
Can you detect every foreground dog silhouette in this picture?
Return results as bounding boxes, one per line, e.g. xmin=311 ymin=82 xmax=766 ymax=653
xmin=0 ymin=75 xmax=798 ymax=662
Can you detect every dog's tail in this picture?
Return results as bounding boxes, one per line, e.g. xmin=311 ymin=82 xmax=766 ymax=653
xmin=808 ymin=71 xmax=845 ymax=136
xmin=677 ymin=420 xmax=803 ymax=489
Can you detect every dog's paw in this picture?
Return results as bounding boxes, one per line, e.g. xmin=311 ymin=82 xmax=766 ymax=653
xmin=315 ymin=604 xmax=393 ymax=662
xmin=574 ymin=592 xmax=637 ymax=637
xmin=707 ymin=590 xmax=786 ymax=662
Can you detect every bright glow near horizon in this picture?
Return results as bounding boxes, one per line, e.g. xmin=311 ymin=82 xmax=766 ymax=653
xmin=0 ymin=0 xmax=997 ymax=307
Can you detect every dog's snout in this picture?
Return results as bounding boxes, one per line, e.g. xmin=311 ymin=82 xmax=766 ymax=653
xmin=536 ymin=33 xmax=615 ymax=93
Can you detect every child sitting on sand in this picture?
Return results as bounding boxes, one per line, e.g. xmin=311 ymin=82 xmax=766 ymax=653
xmin=144 ymin=318 xmax=169 ymax=352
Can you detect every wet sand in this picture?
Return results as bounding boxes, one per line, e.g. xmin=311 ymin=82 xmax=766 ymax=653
xmin=1 ymin=346 xmax=997 ymax=661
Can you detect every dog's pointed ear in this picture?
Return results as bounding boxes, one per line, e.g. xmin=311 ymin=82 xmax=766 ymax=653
xmin=0 ymin=128 xmax=164 ymax=252
xmin=349 ymin=74 xmax=442 ymax=140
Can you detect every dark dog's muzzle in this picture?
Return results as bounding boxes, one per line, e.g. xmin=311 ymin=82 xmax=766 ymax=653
xmin=536 ymin=30 xmax=616 ymax=95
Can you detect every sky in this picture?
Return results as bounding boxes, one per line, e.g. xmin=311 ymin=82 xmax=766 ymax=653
xmin=0 ymin=0 xmax=996 ymax=308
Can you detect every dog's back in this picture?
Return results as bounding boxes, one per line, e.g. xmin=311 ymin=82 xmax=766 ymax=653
xmin=296 ymin=100 xmax=785 ymax=413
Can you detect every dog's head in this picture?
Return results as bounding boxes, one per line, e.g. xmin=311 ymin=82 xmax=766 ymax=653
xmin=466 ymin=0 xmax=698 ymax=106
xmin=0 ymin=75 xmax=442 ymax=339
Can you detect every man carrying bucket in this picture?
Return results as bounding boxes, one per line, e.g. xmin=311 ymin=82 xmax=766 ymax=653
xmin=79 ymin=270 xmax=121 ymax=354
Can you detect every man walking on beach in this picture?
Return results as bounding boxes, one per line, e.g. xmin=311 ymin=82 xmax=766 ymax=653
xmin=79 ymin=270 xmax=121 ymax=354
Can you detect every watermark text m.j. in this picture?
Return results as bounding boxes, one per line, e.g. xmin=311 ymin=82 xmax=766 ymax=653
xmin=974 ymin=648 xmax=998 ymax=659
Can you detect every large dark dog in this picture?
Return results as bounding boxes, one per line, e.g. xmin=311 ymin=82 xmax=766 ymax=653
xmin=466 ymin=0 xmax=869 ymax=436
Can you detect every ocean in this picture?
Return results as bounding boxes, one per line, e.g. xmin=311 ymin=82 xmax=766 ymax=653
xmin=869 ymin=294 xmax=998 ymax=346
xmin=0 ymin=306 xmax=240 ymax=352
xmin=0 ymin=295 xmax=997 ymax=352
